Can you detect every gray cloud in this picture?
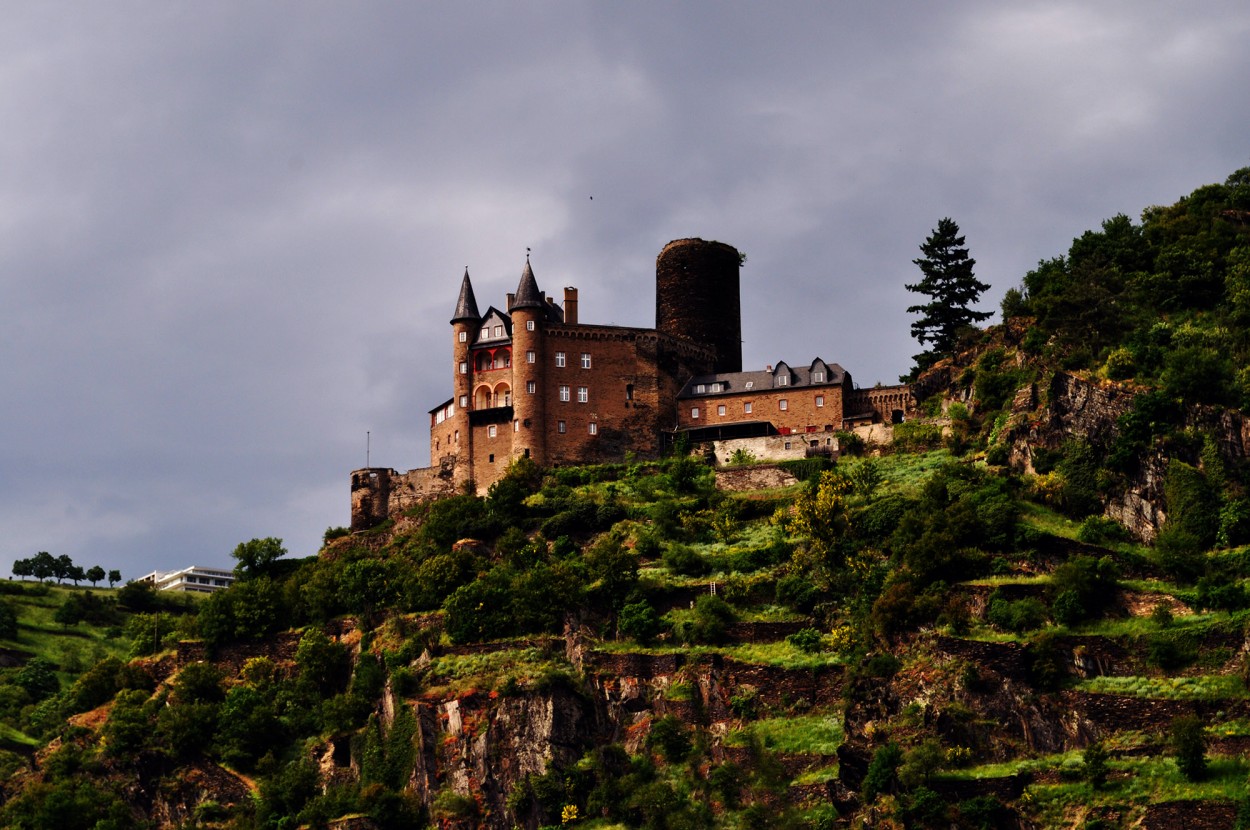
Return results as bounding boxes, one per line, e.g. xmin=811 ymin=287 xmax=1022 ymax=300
xmin=3 ymin=1 xmax=1248 ymax=577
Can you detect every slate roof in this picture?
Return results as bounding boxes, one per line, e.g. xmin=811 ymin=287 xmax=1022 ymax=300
xmin=510 ymin=260 xmax=545 ymax=310
xmin=450 ymin=268 xmax=481 ymax=324
xmin=677 ymin=358 xmax=848 ymax=398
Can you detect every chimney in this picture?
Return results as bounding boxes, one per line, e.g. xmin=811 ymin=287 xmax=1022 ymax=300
xmin=564 ymin=287 xmax=579 ymax=325
xmin=766 ymin=364 xmax=772 ymax=372
xmin=506 ymin=292 xmax=515 ymax=309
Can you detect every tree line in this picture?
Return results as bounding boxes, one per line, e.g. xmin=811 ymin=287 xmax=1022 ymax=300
xmin=10 ymin=552 xmax=119 ymax=588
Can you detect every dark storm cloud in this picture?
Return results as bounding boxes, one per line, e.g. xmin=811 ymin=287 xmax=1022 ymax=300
xmin=3 ymin=1 xmax=1248 ymax=577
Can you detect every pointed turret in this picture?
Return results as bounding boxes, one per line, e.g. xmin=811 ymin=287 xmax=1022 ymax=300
xmin=510 ymin=259 xmax=544 ymax=311
xmin=451 ymin=268 xmax=481 ymax=324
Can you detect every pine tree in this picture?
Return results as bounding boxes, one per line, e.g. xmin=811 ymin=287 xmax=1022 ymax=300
xmin=905 ymin=218 xmax=991 ymax=376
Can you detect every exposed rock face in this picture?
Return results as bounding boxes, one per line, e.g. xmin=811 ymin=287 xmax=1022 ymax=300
xmin=997 ymin=370 xmax=1250 ymax=541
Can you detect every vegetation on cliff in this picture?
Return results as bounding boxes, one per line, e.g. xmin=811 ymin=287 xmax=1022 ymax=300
xmin=5 ymin=169 xmax=1250 ymax=829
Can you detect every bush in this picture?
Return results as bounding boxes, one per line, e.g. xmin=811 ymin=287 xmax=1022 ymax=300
xmin=1077 ymin=516 xmax=1130 ymax=545
xmin=662 ymin=544 xmax=709 ymax=577
xmin=1170 ymin=715 xmax=1207 ymax=781
xmin=861 ymin=742 xmax=902 ymax=802
xmin=785 ymin=628 xmax=823 ymax=653
xmin=618 ymin=600 xmax=661 ymax=645
xmin=647 ymin=715 xmax=692 ymax=764
xmin=987 ymin=595 xmax=1048 ymax=633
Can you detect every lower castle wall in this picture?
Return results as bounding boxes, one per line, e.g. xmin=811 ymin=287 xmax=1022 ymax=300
xmin=350 ymin=462 xmax=457 ymax=531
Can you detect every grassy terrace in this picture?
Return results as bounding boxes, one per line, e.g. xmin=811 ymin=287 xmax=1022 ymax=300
xmin=1075 ymin=674 xmax=1247 ymax=700
xmin=422 ymin=647 xmax=575 ymax=696
xmin=724 ymin=714 xmax=844 ymax=755
xmin=594 ymin=639 xmax=845 ymax=671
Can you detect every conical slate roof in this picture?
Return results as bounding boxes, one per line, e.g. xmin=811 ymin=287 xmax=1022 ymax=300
xmin=510 ymin=259 xmax=545 ymax=311
xmin=450 ymin=268 xmax=481 ymax=324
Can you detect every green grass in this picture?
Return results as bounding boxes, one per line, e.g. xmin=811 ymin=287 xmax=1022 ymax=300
xmin=424 ymin=647 xmax=574 ymax=695
xmin=724 ymin=714 xmax=843 ymax=755
xmin=962 ymin=574 xmax=1052 ymax=587
xmin=0 ymin=722 xmax=40 ymax=751
xmin=594 ymin=639 xmax=845 ymax=670
xmin=1 ymin=585 xmax=136 ymax=676
xmin=1024 ymin=754 xmax=1250 ymax=827
xmin=1076 ymin=674 xmax=1247 ymax=700
xmin=865 ymin=449 xmax=953 ymax=494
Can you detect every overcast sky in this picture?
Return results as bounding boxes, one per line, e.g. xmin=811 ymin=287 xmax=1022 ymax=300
xmin=3 ymin=2 xmax=1248 ymax=580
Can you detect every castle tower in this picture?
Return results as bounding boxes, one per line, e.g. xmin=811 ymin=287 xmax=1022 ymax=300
xmin=509 ymin=258 xmax=546 ymax=464
xmin=656 ymin=238 xmax=743 ymax=373
xmin=450 ymin=268 xmax=480 ymax=486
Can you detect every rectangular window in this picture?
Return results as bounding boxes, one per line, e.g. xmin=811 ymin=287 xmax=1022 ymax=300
xmin=717 ymin=404 xmax=726 ymax=416
xmin=459 ymin=361 xmax=467 ymax=374
xmin=459 ymin=395 xmax=468 ymax=408
xmin=488 ymin=425 xmax=497 ymax=438
xmin=454 ymin=430 xmax=459 ymax=442
xmin=744 ymin=402 xmax=752 ymax=414
xmin=459 ymin=331 xmax=467 ymax=342
xmin=784 ymin=441 xmax=791 ymax=450
xmin=577 ymin=386 xmax=588 ymax=403
xmin=778 ymin=375 xmax=789 ymax=386
xmin=526 ymin=350 xmax=535 ymax=363
xmin=588 ymin=422 xmax=598 ymax=435
xmin=580 ymin=353 xmax=591 ymax=369
xmin=696 ymin=384 xmax=706 ymax=393
xmin=625 ymin=384 xmax=634 ymax=400
xmin=559 ymin=385 xmax=570 ymax=402
xmin=526 ymin=320 xmax=535 ymax=331
xmin=526 ymin=381 xmax=536 ymax=394
xmin=558 ymin=420 xmax=566 ymax=433
xmin=494 ymin=325 xmax=503 ymax=337
xmin=816 ymin=395 xmax=825 ymax=407
xmin=745 ymin=381 xmax=753 ymax=389
xmin=813 ymin=371 xmax=824 ymax=382
xmin=514 ymin=420 xmax=519 ymax=432
xmin=691 ymin=407 xmax=700 ymax=419
xmin=711 ymin=383 xmax=722 ymax=392
xmin=555 ymin=352 xmax=566 ymax=367
xmin=779 ymin=399 xmax=788 ymax=411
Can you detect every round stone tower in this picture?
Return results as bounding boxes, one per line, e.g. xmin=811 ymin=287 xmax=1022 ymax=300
xmin=509 ymin=259 xmax=547 ymax=464
xmin=655 ymin=238 xmax=742 ymax=374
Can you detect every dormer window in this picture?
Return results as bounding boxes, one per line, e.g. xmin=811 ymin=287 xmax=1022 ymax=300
xmin=813 ymin=371 xmax=824 ymax=382
xmin=745 ymin=381 xmax=753 ymax=390
xmin=711 ymin=383 xmax=722 ymax=393
xmin=494 ymin=325 xmax=503 ymax=338
xmin=696 ymin=384 xmax=706 ymax=394
xmin=777 ymin=375 xmax=789 ymax=386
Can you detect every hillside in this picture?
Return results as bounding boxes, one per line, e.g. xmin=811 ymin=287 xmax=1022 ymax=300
xmin=4 ymin=169 xmax=1250 ymax=829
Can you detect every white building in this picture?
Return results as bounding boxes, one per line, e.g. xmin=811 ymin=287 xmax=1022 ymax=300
xmin=137 ymin=566 xmax=235 ymax=594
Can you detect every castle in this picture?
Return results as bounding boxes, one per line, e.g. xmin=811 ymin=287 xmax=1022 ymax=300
xmin=350 ymin=238 xmax=915 ymax=530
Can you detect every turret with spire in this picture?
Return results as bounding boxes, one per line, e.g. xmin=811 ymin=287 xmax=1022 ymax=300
xmin=449 ymin=268 xmax=479 ymax=486
xmin=510 ymin=252 xmax=546 ymax=465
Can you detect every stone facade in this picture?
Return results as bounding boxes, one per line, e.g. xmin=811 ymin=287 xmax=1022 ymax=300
xmin=350 ymin=238 xmax=917 ymax=529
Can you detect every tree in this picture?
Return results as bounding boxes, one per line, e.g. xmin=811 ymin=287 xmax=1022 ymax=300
xmin=107 ymin=569 xmax=121 ymax=588
xmin=11 ymin=558 xmax=32 ymax=581
xmin=54 ymin=554 xmax=75 ymax=584
xmin=905 ymin=218 xmax=991 ymax=376
xmin=231 ymin=537 xmax=287 ymax=579
xmin=31 ymin=552 xmax=56 ymax=583
xmin=86 ymin=566 xmax=105 ymax=588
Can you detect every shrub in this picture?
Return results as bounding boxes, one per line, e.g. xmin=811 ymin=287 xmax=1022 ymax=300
xmin=785 ymin=628 xmax=823 ymax=653
xmin=1170 ymin=715 xmax=1207 ymax=781
xmin=647 ymin=715 xmax=692 ymax=764
xmin=1077 ymin=516 xmax=1130 ymax=545
xmin=662 ymin=544 xmax=709 ymax=577
xmin=1083 ymin=740 xmax=1109 ymax=788
xmin=861 ymin=742 xmax=902 ymax=802
xmin=618 ymin=600 xmax=661 ymax=644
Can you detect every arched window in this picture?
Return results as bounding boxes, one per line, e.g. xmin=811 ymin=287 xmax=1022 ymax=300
xmin=494 ymin=382 xmax=512 ymax=408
